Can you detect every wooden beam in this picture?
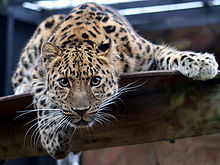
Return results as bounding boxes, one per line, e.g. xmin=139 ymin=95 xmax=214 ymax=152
xmin=0 ymin=70 xmax=220 ymax=160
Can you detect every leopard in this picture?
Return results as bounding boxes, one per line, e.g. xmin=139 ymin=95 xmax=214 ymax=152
xmin=12 ymin=2 xmax=218 ymax=160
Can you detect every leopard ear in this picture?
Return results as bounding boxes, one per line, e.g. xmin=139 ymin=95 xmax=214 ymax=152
xmin=41 ymin=42 xmax=61 ymax=65
xmin=97 ymin=38 xmax=112 ymax=56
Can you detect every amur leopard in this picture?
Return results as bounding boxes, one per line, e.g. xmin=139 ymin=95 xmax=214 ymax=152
xmin=12 ymin=3 xmax=218 ymax=159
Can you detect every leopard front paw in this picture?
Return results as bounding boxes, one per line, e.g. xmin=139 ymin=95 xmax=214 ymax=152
xmin=178 ymin=53 xmax=218 ymax=80
xmin=195 ymin=53 xmax=218 ymax=80
xmin=39 ymin=126 xmax=74 ymax=159
xmin=48 ymin=144 xmax=71 ymax=159
xmin=41 ymin=135 xmax=72 ymax=159
xmin=178 ymin=54 xmax=200 ymax=78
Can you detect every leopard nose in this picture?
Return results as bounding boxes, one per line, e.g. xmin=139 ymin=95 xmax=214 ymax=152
xmin=74 ymin=106 xmax=90 ymax=117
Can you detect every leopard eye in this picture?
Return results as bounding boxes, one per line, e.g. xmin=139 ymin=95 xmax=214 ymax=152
xmin=90 ymin=76 xmax=102 ymax=87
xmin=58 ymin=78 xmax=70 ymax=88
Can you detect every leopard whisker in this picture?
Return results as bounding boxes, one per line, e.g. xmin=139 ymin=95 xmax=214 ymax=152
xmin=118 ymin=80 xmax=147 ymax=93
xmin=93 ymin=113 xmax=113 ymax=126
xmin=99 ymin=116 xmax=111 ymax=125
xmin=60 ymin=117 xmax=70 ymax=130
xmin=61 ymin=117 xmax=77 ymax=138
xmin=99 ymin=107 xmax=112 ymax=111
xmin=53 ymin=116 xmax=68 ymax=135
xmin=115 ymin=97 xmax=125 ymax=106
xmin=97 ymin=112 xmax=117 ymax=121
xmin=33 ymin=114 xmax=63 ymax=149
xmin=99 ymin=80 xmax=147 ymax=111
xmin=100 ymin=117 xmax=111 ymax=125
xmin=24 ymin=121 xmax=40 ymax=149
xmin=99 ymin=101 xmax=116 ymax=109
xmin=87 ymin=122 xmax=95 ymax=132
xmin=92 ymin=117 xmax=104 ymax=126
xmin=24 ymin=112 xmax=61 ymax=126
xmin=26 ymin=95 xmax=46 ymax=108
xmin=63 ymin=117 xmax=72 ymax=129
xmin=31 ymin=115 xmax=63 ymax=148
xmin=14 ymin=109 xmax=62 ymax=120
xmin=17 ymin=108 xmax=62 ymax=113
xmin=25 ymin=113 xmax=62 ymax=148
xmin=70 ymin=125 xmax=77 ymax=138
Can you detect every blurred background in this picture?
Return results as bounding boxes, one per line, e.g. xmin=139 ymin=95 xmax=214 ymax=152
xmin=0 ymin=0 xmax=220 ymax=164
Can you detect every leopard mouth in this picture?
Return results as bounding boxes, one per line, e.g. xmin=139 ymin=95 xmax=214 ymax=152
xmin=62 ymin=112 xmax=94 ymax=128
xmin=74 ymin=119 xmax=90 ymax=127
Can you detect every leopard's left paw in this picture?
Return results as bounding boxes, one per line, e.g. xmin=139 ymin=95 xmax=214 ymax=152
xmin=195 ymin=53 xmax=218 ymax=80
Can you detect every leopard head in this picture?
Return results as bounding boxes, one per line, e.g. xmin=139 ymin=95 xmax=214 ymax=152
xmin=40 ymin=38 xmax=119 ymax=128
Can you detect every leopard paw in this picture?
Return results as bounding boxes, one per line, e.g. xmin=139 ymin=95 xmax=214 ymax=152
xmin=195 ymin=53 xmax=218 ymax=80
xmin=178 ymin=53 xmax=218 ymax=80
xmin=39 ymin=125 xmax=74 ymax=159
xmin=178 ymin=54 xmax=200 ymax=79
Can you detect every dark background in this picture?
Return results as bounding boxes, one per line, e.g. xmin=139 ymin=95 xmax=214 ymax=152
xmin=0 ymin=0 xmax=220 ymax=164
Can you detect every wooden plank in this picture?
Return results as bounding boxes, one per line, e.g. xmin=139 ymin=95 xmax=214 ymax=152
xmin=0 ymin=70 xmax=220 ymax=159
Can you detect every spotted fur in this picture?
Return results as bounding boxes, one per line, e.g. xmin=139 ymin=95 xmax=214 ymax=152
xmin=12 ymin=3 xmax=218 ymax=159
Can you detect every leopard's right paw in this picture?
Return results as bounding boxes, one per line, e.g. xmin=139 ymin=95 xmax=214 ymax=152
xmin=195 ymin=53 xmax=218 ymax=80
xmin=178 ymin=52 xmax=218 ymax=80
xmin=178 ymin=54 xmax=200 ymax=79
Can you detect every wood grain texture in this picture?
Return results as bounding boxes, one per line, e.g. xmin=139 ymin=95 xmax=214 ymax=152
xmin=0 ymin=70 xmax=220 ymax=159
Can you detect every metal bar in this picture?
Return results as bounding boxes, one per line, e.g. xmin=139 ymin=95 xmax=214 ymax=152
xmin=110 ymin=0 xmax=203 ymax=9
xmin=128 ymin=5 xmax=220 ymax=31
xmin=2 ymin=4 xmax=220 ymax=31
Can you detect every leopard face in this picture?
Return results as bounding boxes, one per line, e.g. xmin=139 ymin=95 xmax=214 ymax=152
xmin=41 ymin=39 xmax=119 ymax=128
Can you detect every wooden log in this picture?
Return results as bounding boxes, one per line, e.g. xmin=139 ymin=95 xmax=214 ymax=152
xmin=0 ymin=70 xmax=220 ymax=160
